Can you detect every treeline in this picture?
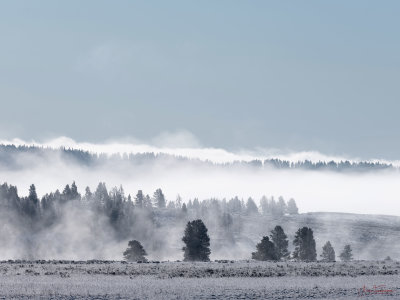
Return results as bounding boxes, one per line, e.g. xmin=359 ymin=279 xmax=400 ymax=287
xmin=0 ymin=181 xmax=298 ymax=220
xmin=0 ymin=181 xmax=299 ymax=255
xmin=0 ymin=144 xmax=394 ymax=172
xmin=124 ymin=221 xmax=354 ymax=263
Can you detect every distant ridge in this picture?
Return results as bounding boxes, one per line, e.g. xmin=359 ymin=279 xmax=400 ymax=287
xmin=0 ymin=144 xmax=395 ymax=172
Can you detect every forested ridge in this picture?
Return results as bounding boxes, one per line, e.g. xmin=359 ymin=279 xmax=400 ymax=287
xmin=0 ymin=144 xmax=394 ymax=172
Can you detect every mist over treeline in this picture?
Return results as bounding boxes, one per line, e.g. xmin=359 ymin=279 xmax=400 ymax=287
xmin=1 ymin=180 xmax=399 ymax=261
xmin=0 ymin=144 xmax=394 ymax=172
xmin=0 ymin=180 xmax=298 ymax=260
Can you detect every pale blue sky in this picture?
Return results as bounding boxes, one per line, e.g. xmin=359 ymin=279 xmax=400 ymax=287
xmin=1 ymin=1 xmax=399 ymax=159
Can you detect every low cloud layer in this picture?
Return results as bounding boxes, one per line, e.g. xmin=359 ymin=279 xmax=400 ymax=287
xmin=0 ymin=135 xmax=399 ymax=216
xmin=2 ymin=133 xmax=398 ymax=165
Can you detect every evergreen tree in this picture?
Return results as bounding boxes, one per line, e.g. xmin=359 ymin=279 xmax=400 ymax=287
xmin=135 ymin=190 xmax=144 ymax=208
xmin=221 ymin=212 xmax=233 ymax=229
xmin=28 ymin=184 xmax=39 ymax=205
xmin=94 ymin=182 xmax=109 ymax=207
xmin=71 ymin=181 xmax=81 ymax=200
xmin=339 ymin=244 xmax=353 ymax=261
xmin=287 ymin=198 xmax=299 ymax=215
xmin=259 ymin=196 xmax=269 ymax=215
xmin=25 ymin=184 xmax=40 ymax=218
xmin=167 ymin=201 xmax=176 ymax=209
xmin=270 ymin=225 xmax=290 ymax=260
xmin=292 ymin=227 xmax=317 ymax=261
xmin=252 ymin=236 xmax=277 ymax=261
xmin=181 ymin=203 xmax=187 ymax=214
xmin=269 ymin=197 xmax=277 ymax=215
xmin=187 ymin=199 xmax=193 ymax=210
xmin=153 ymin=188 xmax=166 ymax=208
xmin=123 ymin=240 xmax=148 ymax=262
xmin=175 ymin=194 xmax=182 ymax=209
xmin=277 ymin=196 xmax=287 ymax=216
xmin=320 ymin=241 xmax=335 ymax=262
xmin=246 ymin=197 xmax=259 ymax=215
xmin=182 ymin=219 xmax=211 ymax=261
xmin=84 ymin=186 xmax=92 ymax=201
xmin=144 ymin=194 xmax=152 ymax=209
xmin=62 ymin=184 xmax=72 ymax=202
xmin=192 ymin=198 xmax=200 ymax=210
xmin=228 ymin=196 xmax=242 ymax=214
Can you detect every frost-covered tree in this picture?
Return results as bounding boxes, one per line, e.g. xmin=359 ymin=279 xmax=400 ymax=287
xmin=292 ymin=227 xmax=317 ymax=261
xmin=287 ymin=198 xmax=299 ymax=215
xmin=123 ymin=240 xmax=148 ymax=262
xmin=252 ymin=236 xmax=277 ymax=261
xmin=182 ymin=219 xmax=211 ymax=261
xmin=339 ymin=244 xmax=353 ymax=261
xmin=320 ymin=241 xmax=335 ymax=262
xmin=270 ymin=225 xmax=289 ymax=260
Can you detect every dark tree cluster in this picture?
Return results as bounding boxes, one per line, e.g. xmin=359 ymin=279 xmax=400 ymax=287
xmin=252 ymin=226 xmax=290 ymax=261
xmin=252 ymin=226 xmax=353 ymax=262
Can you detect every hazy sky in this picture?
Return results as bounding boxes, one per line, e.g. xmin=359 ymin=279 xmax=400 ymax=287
xmin=1 ymin=1 xmax=400 ymax=159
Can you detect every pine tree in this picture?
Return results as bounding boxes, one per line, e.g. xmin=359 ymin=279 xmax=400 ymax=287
xmin=84 ymin=186 xmax=92 ymax=201
xmin=270 ymin=225 xmax=290 ymax=260
xmin=28 ymin=184 xmax=39 ymax=205
xmin=292 ymin=227 xmax=317 ymax=261
xmin=123 ymin=240 xmax=148 ymax=262
xmin=182 ymin=219 xmax=211 ymax=261
xmin=339 ymin=245 xmax=353 ymax=261
xmin=252 ymin=236 xmax=277 ymax=261
xmin=144 ymin=194 xmax=152 ymax=209
xmin=62 ymin=184 xmax=72 ymax=202
xmin=25 ymin=184 xmax=40 ymax=218
xmin=135 ymin=190 xmax=144 ymax=208
xmin=287 ymin=198 xmax=299 ymax=215
xmin=246 ymin=197 xmax=259 ymax=215
xmin=277 ymin=196 xmax=287 ymax=216
xmin=71 ymin=181 xmax=81 ymax=200
xmin=259 ymin=196 xmax=269 ymax=215
xmin=175 ymin=194 xmax=182 ymax=209
xmin=320 ymin=241 xmax=335 ymax=262
xmin=181 ymin=203 xmax=187 ymax=214
xmin=167 ymin=201 xmax=176 ymax=209
xmin=94 ymin=182 xmax=109 ymax=207
xmin=153 ymin=188 xmax=166 ymax=208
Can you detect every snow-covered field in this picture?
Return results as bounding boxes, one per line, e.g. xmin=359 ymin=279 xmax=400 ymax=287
xmin=0 ymin=260 xmax=398 ymax=299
